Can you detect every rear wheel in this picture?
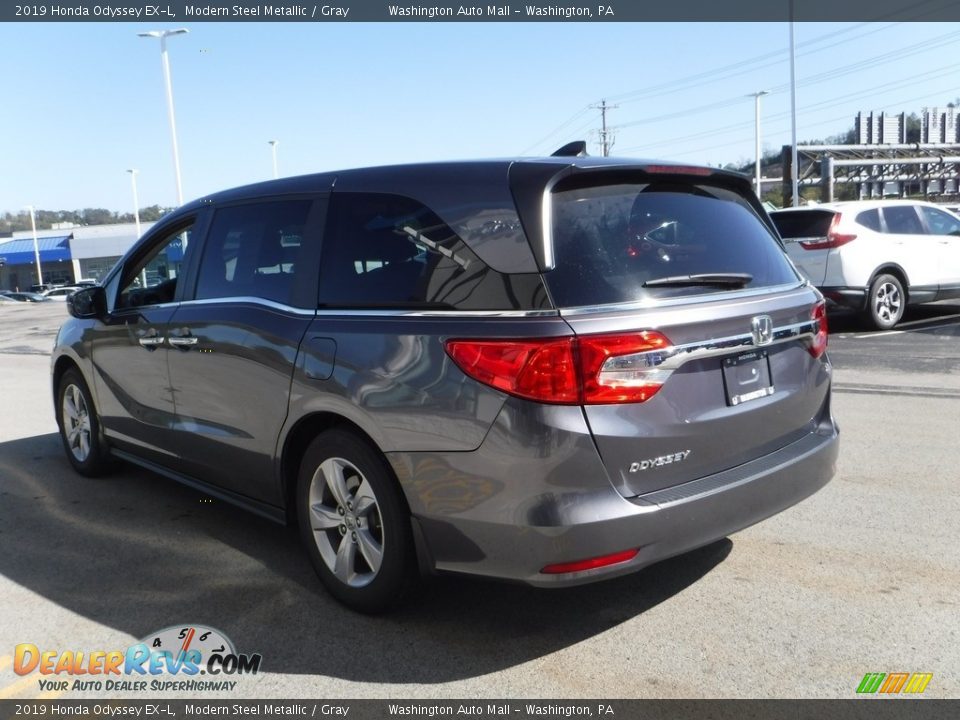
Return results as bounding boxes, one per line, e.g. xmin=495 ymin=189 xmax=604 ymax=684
xmin=865 ymin=273 xmax=905 ymax=330
xmin=56 ymin=368 xmax=113 ymax=476
xmin=296 ymin=429 xmax=414 ymax=613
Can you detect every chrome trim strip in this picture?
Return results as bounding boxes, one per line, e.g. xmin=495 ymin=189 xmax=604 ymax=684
xmin=177 ymin=296 xmax=316 ymax=316
xmin=558 ymin=282 xmax=810 ymax=316
xmin=176 ymin=296 xmax=559 ymax=318
xmin=313 ymin=308 xmax=560 ymax=318
xmin=626 ymin=319 xmax=818 ymax=372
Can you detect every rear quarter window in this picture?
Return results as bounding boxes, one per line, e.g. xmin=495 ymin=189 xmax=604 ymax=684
xmin=318 ymin=192 xmax=548 ymax=311
xmin=548 ymin=181 xmax=799 ymax=307
xmin=855 ymin=209 xmax=881 ymax=232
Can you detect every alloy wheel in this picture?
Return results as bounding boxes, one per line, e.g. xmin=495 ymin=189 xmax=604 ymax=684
xmin=307 ymin=457 xmax=384 ymax=588
xmin=62 ymin=383 xmax=92 ymax=462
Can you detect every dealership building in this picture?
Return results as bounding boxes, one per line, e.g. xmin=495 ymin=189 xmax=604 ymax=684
xmin=0 ymin=222 xmax=154 ymax=291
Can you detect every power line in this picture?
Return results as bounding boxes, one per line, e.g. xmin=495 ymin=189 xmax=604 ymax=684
xmin=519 ymin=11 xmax=958 ymax=157
xmin=611 ymin=29 xmax=960 ymax=134
xmin=617 ymin=62 xmax=960 ymax=153
xmin=516 ymin=23 xmax=893 ymax=155
xmin=631 ymin=83 xmax=960 ymax=161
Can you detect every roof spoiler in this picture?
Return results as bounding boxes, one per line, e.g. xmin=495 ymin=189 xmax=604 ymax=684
xmin=551 ymin=141 xmax=588 ymax=158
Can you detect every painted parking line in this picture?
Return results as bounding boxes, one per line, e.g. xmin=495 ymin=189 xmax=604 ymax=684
xmin=0 ymin=655 xmax=65 ymax=701
xmin=37 ymin=688 xmax=68 ymax=700
xmin=0 ymin=671 xmax=41 ymax=699
xmin=853 ymin=315 xmax=960 ymax=339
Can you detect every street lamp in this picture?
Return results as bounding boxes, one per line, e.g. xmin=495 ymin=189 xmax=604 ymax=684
xmin=127 ymin=169 xmax=142 ymax=238
xmin=748 ymin=91 xmax=769 ymax=198
xmin=25 ymin=205 xmax=43 ymax=288
xmin=269 ymin=140 xmax=279 ymax=179
xmin=138 ymin=28 xmax=189 ymax=206
xmin=788 ymin=8 xmax=799 ymax=206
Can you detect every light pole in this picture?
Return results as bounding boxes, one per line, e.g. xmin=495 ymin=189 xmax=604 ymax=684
xmin=127 ymin=169 xmax=142 ymax=238
xmin=138 ymin=28 xmax=189 ymax=206
xmin=789 ymin=8 xmax=799 ymax=206
xmin=269 ymin=140 xmax=279 ymax=179
xmin=25 ymin=205 xmax=43 ymax=288
xmin=748 ymin=91 xmax=769 ymax=198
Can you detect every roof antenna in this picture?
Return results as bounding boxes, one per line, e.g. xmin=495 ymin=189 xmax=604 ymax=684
xmin=551 ymin=141 xmax=589 ymax=158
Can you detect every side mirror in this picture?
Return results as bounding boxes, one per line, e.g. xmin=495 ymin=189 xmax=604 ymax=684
xmin=67 ymin=286 xmax=106 ymax=319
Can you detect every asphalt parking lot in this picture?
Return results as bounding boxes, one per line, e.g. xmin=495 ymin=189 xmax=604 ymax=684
xmin=0 ymin=300 xmax=958 ymax=700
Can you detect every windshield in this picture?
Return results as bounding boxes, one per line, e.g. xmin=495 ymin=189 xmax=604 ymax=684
xmin=546 ymin=180 xmax=800 ymax=307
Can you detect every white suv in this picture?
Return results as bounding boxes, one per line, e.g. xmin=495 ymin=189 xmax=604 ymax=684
xmin=770 ymin=200 xmax=960 ymax=329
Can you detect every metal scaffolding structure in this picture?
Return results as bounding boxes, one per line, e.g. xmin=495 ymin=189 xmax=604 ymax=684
xmin=781 ymin=143 xmax=960 ymax=205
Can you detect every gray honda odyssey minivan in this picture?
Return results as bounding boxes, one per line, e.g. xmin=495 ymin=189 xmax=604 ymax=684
xmin=53 ymin=150 xmax=838 ymax=612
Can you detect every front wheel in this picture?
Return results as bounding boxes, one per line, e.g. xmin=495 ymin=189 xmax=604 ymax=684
xmin=296 ymin=429 xmax=414 ymax=613
xmin=865 ymin=274 xmax=905 ymax=330
xmin=56 ymin=368 xmax=113 ymax=476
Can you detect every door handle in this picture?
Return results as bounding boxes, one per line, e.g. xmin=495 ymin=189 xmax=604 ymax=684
xmin=137 ymin=329 xmax=165 ymax=348
xmin=168 ymin=328 xmax=199 ymax=349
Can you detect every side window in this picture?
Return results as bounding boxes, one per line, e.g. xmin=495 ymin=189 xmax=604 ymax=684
xmin=318 ymin=192 xmax=547 ymax=311
xmin=856 ymin=209 xmax=881 ymax=232
xmin=919 ymin=206 xmax=960 ymax=237
xmin=116 ymin=223 xmax=194 ymax=310
xmin=881 ymin=206 xmax=924 ymax=234
xmin=195 ymin=200 xmax=312 ymax=305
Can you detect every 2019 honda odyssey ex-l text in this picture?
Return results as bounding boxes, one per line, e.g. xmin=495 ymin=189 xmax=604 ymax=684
xmin=53 ymin=151 xmax=838 ymax=612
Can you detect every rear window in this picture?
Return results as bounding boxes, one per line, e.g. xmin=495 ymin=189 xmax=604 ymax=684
xmin=548 ymin=181 xmax=799 ymax=307
xmin=770 ymin=209 xmax=837 ymax=239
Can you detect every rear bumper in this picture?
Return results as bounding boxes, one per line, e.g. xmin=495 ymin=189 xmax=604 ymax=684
xmin=388 ymin=403 xmax=839 ymax=588
xmin=819 ymin=286 xmax=867 ymax=311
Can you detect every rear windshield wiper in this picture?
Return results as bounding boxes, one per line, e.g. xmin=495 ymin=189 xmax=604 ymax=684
xmin=643 ymin=273 xmax=753 ymax=288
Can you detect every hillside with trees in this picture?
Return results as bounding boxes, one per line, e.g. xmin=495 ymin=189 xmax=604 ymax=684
xmin=0 ymin=206 xmax=172 ymax=236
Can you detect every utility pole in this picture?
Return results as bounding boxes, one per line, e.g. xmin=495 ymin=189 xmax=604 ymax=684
xmin=591 ymin=100 xmax=618 ymax=157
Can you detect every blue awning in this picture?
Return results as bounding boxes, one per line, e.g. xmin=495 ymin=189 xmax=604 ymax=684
xmin=0 ymin=235 xmax=72 ymax=265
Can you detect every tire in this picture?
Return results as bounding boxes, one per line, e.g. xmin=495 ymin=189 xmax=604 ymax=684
xmin=865 ymin=273 xmax=905 ymax=330
xmin=56 ymin=368 xmax=114 ymax=476
xmin=296 ymin=429 xmax=414 ymax=613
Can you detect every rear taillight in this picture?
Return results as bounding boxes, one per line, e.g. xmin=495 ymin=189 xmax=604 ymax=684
xmin=807 ymin=301 xmax=828 ymax=358
xmin=799 ymin=213 xmax=856 ymax=250
xmin=445 ymin=331 xmax=673 ymax=405
xmin=578 ymin=332 xmax=673 ymax=403
xmin=444 ymin=338 xmax=579 ymax=404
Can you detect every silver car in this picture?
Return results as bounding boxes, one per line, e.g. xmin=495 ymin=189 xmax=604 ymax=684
xmin=53 ymin=153 xmax=838 ymax=612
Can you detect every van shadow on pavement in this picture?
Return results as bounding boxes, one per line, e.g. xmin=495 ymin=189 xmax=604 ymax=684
xmin=0 ymin=433 xmax=731 ymax=684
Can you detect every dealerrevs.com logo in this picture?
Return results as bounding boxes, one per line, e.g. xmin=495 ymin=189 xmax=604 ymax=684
xmin=856 ymin=672 xmax=933 ymax=695
xmin=14 ymin=625 xmax=262 ymax=693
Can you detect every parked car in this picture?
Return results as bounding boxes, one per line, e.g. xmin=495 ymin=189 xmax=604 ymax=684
xmin=74 ymin=279 xmax=98 ymax=287
xmin=30 ymin=283 xmax=66 ymax=293
xmin=52 ymin=153 xmax=838 ymax=612
xmin=42 ymin=286 xmax=82 ymax=301
xmin=1 ymin=291 xmax=51 ymax=302
xmin=770 ymin=200 xmax=960 ymax=329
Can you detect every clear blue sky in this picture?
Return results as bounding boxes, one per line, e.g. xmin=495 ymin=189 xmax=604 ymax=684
xmin=3 ymin=21 xmax=960 ymax=214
